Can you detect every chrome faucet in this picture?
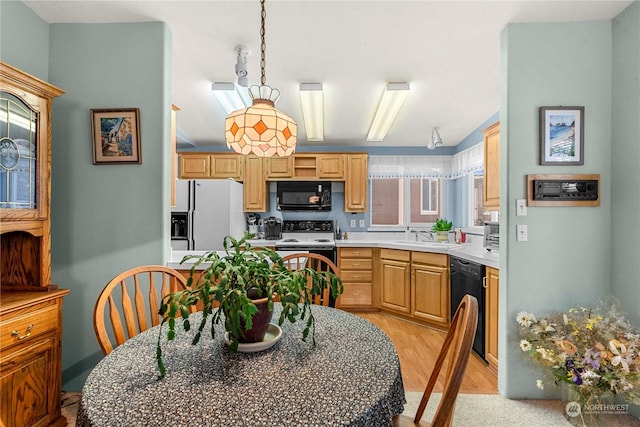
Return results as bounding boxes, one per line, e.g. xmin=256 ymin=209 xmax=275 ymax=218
xmin=409 ymin=229 xmax=435 ymax=242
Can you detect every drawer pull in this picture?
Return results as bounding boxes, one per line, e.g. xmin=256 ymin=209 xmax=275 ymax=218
xmin=352 ymin=263 xmax=361 ymax=267
xmin=11 ymin=324 xmax=34 ymax=340
xmin=352 ymin=275 xmax=361 ymax=279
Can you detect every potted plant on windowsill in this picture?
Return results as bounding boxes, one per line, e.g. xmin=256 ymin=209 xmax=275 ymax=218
xmin=432 ymin=218 xmax=453 ymax=242
xmin=155 ymin=233 xmax=343 ymax=377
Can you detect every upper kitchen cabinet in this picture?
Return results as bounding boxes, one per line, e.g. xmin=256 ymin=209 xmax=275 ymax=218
xmin=210 ymin=153 xmax=243 ymax=180
xmin=179 ymin=153 xmax=211 ymax=178
xmin=265 ymin=156 xmax=293 ymax=179
xmin=0 ymin=62 xmax=64 ymax=290
xmin=178 ymin=153 xmax=244 ymax=180
xmin=317 ymin=154 xmax=344 ymax=179
xmin=243 ymin=155 xmax=268 ymax=211
xmin=344 ymin=154 xmax=368 ymax=212
xmin=483 ymin=122 xmax=500 ymax=210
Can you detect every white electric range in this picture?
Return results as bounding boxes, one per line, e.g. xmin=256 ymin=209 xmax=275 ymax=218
xmin=274 ymin=220 xmax=336 ymax=262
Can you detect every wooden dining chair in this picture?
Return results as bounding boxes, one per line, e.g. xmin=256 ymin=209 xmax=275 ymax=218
xmin=93 ymin=265 xmax=195 ymax=355
xmin=393 ymin=294 xmax=479 ymax=427
xmin=280 ymin=253 xmax=340 ymax=306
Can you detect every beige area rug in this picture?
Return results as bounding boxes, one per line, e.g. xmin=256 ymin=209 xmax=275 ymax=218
xmin=404 ymin=392 xmax=640 ymax=427
xmin=62 ymin=391 xmax=639 ymax=426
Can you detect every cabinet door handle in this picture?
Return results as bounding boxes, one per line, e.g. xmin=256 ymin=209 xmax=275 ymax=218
xmin=483 ymin=277 xmax=487 ymax=289
xmin=11 ymin=324 xmax=34 ymax=340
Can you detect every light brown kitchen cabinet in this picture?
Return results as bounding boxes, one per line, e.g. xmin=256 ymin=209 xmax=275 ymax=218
xmin=380 ymin=249 xmax=411 ymax=314
xmin=317 ymin=154 xmax=344 ymax=179
xmin=337 ymin=247 xmax=373 ymax=310
xmin=292 ymin=154 xmax=317 ymax=178
xmin=179 ymin=153 xmax=211 ymax=178
xmin=483 ymin=121 xmax=500 ymax=210
xmin=243 ymin=156 xmax=268 ymax=212
xmin=265 ymin=156 xmax=293 ymax=179
xmin=485 ymin=266 xmax=499 ymax=373
xmin=411 ymin=252 xmax=449 ymax=327
xmin=344 ymin=154 xmax=368 ymax=212
xmin=210 ymin=153 xmax=244 ymax=180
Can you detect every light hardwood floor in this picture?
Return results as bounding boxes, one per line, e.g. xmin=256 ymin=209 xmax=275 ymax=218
xmin=355 ymin=311 xmax=498 ymax=394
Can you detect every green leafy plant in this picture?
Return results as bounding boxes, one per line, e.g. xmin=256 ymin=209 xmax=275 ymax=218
xmin=431 ymin=218 xmax=453 ymax=232
xmin=156 ymin=233 xmax=343 ymax=377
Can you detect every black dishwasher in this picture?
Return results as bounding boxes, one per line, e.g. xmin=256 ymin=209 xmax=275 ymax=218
xmin=450 ymin=256 xmax=486 ymax=361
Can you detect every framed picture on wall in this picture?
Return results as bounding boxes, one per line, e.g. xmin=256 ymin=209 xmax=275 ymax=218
xmin=91 ymin=108 xmax=141 ymax=164
xmin=539 ymin=106 xmax=584 ymax=165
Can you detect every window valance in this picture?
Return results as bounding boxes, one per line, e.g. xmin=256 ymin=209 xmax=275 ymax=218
xmin=368 ymin=143 xmax=483 ymax=180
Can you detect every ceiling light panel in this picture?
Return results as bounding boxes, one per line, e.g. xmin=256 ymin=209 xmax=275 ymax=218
xmin=299 ymin=83 xmax=324 ymax=141
xmin=367 ymin=82 xmax=410 ymax=142
xmin=211 ymin=82 xmax=246 ymax=114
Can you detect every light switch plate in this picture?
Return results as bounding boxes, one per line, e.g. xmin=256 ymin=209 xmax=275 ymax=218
xmin=516 ymin=199 xmax=527 ymax=216
xmin=516 ymin=224 xmax=528 ymax=241
xmin=359 ymin=219 xmax=365 ymax=228
xmin=350 ymin=219 xmax=356 ymax=227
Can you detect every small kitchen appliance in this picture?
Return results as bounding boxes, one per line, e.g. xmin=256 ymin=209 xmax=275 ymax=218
xmin=483 ymin=221 xmax=499 ymax=251
xmin=264 ymin=217 xmax=283 ymax=240
xmin=276 ymin=181 xmax=331 ymax=211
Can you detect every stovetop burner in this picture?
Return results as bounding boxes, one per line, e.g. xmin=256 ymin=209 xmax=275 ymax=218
xmin=275 ymin=220 xmax=336 ymax=249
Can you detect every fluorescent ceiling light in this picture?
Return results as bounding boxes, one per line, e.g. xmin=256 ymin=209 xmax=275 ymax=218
xmin=299 ymin=83 xmax=324 ymax=141
xmin=211 ymin=82 xmax=247 ymax=114
xmin=367 ymin=82 xmax=410 ymax=142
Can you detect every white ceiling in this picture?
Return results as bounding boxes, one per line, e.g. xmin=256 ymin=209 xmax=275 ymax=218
xmin=24 ymin=0 xmax=632 ymax=149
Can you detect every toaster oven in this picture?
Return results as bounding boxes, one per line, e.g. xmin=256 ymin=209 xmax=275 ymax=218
xmin=483 ymin=222 xmax=499 ymax=251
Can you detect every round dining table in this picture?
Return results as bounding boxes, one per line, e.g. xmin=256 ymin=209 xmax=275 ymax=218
xmin=77 ymin=304 xmax=406 ymax=427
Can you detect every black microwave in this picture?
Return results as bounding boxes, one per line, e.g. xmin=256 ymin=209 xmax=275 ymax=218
xmin=276 ymin=181 xmax=331 ymax=211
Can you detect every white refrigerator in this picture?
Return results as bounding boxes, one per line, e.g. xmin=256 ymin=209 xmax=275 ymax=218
xmin=172 ymin=179 xmax=245 ymax=250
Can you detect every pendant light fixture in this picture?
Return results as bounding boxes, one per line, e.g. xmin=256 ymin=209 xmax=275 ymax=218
xmin=225 ymin=0 xmax=297 ymax=157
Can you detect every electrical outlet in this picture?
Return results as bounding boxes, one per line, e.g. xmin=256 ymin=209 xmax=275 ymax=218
xmin=516 ymin=199 xmax=527 ymax=216
xmin=359 ymin=219 xmax=365 ymax=228
xmin=350 ymin=219 xmax=356 ymax=228
xmin=516 ymin=224 xmax=528 ymax=242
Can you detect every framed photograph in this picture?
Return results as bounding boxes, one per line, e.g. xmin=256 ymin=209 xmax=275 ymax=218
xmin=539 ymin=106 xmax=584 ymax=165
xmin=91 ymin=108 xmax=141 ymax=164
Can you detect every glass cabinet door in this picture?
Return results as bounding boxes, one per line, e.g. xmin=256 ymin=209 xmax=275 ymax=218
xmin=0 ymin=91 xmax=38 ymax=210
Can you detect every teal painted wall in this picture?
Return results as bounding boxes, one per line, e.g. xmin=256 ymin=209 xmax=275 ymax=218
xmin=47 ymin=22 xmax=172 ymax=390
xmin=611 ymin=1 xmax=640 ymax=326
xmin=500 ymin=22 xmax=614 ymax=398
xmin=0 ymin=0 xmax=49 ymax=80
xmin=611 ymin=3 xmax=640 ymax=417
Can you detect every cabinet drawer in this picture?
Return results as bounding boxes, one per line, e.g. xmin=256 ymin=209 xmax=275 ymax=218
xmin=339 ymin=259 xmax=372 ymax=270
xmin=411 ymin=251 xmax=448 ymax=267
xmin=341 ymin=270 xmax=372 ymax=283
xmin=339 ymin=247 xmax=372 ymax=258
xmin=340 ymin=284 xmax=372 ymax=306
xmin=380 ymin=249 xmax=411 ymax=262
xmin=0 ymin=303 xmax=58 ymax=349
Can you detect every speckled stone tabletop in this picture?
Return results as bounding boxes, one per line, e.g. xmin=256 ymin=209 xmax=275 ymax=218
xmin=78 ymin=305 xmax=406 ymax=426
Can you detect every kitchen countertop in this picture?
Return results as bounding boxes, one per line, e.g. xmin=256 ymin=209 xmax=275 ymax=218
xmin=168 ymin=249 xmax=309 ymax=270
xmin=219 ymin=236 xmax=501 ymax=269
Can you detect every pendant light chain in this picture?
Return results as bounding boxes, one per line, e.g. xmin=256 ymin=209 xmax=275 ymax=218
xmin=260 ymin=0 xmax=266 ymax=86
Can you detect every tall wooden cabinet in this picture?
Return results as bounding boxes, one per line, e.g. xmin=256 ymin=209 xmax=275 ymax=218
xmin=0 ymin=62 xmax=68 ymax=426
xmin=483 ymin=122 xmax=500 ymax=210
xmin=345 ymin=154 xmax=367 ymax=212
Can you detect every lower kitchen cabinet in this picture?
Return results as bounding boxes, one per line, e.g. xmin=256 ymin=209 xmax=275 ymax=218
xmin=337 ymin=247 xmax=373 ymax=310
xmin=379 ymin=249 xmax=450 ymax=330
xmin=0 ymin=290 xmax=69 ymax=427
xmin=411 ymin=252 xmax=449 ymax=327
xmin=485 ymin=266 xmax=499 ymax=373
xmin=380 ymin=249 xmax=411 ymax=314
